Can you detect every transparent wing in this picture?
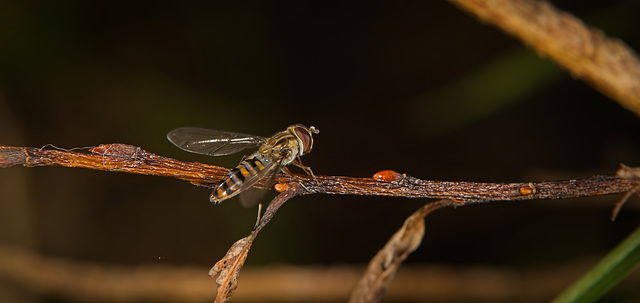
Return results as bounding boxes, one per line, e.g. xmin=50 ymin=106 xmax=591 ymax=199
xmin=239 ymin=152 xmax=289 ymax=208
xmin=167 ymin=127 xmax=265 ymax=156
xmin=238 ymin=188 xmax=268 ymax=208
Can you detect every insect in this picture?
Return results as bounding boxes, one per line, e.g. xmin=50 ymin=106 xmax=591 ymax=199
xmin=167 ymin=124 xmax=319 ymax=206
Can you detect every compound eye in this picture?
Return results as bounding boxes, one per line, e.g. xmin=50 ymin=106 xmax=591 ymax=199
xmin=294 ymin=126 xmax=313 ymax=154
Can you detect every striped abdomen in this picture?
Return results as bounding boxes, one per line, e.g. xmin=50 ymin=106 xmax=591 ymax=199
xmin=210 ymin=156 xmax=269 ymax=204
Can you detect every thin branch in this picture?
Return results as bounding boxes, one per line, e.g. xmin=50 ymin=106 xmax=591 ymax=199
xmin=301 ymin=170 xmax=637 ymax=204
xmin=448 ymin=0 xmax=640 ymax=116
xmin=1 ymin=144 xmax=637 ymax=204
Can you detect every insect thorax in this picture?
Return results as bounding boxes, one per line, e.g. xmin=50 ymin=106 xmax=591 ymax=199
xmin=259 ymin=131 xmax=300 ymax=166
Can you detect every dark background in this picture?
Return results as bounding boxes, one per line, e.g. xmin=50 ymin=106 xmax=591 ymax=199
xmin=1 ymin=1 xmax=639 ymax=302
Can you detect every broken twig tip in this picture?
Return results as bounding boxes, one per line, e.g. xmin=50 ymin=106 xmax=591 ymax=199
xmin=611 ymin=164 xmax=640 ymax=221
xmin=617 ymin=163 xmax=640 ymax=180
xmin=0 ymin=146 xmax=27 ymax=168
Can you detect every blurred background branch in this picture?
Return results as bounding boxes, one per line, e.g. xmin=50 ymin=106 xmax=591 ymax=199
xmin=449 ymin=0 xmax=640 ymax=115
xmin=1 ymin=243 xmax=639 ymax=302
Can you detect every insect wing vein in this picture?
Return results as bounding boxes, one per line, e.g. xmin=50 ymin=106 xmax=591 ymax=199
xmin=167 ymin=127 xmax=265 ymax=156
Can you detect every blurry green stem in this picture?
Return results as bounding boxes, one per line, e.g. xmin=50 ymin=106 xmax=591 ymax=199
xmin=552 ymin=225 xmax=640 ymax=303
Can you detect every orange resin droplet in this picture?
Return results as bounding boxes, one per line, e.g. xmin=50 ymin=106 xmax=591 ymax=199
xmin=274 ymin=183 xmax=289 ymax=192
xmin=519 ymin=183 xmax=536 ymax=195
xmin=373 ymin=170 xmax=403 ymax=182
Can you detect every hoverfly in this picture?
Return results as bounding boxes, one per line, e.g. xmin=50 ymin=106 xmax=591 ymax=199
xmin=167 ymin=124 xmax=319 ymax=206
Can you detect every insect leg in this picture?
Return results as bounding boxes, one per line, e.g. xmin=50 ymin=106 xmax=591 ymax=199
xmin=293 ymin=156 xmax=319 ymax=185
xmin=282 ymin=166 xmax=314 ymax=192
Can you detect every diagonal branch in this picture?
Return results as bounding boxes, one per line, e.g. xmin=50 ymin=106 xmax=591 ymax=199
xmin=448 ymin=0 xmax=640 ymax=116
xmin=209 ymin=184 xmax=303 ymax=303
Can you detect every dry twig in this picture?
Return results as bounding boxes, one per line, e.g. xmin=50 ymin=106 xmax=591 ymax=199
xmin=1 ymin=144 xmax=635 ymax=202
xmin=209 ymin=184 xmax=303 ymax=303
xmin=349 ymin=200 xmax=453 ymax=303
